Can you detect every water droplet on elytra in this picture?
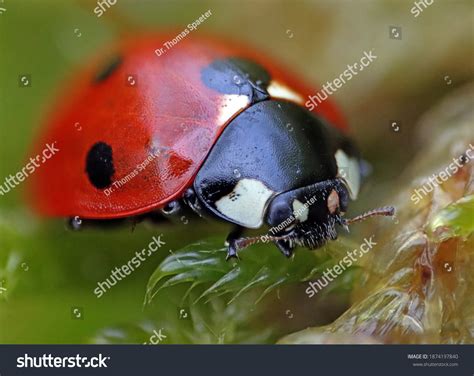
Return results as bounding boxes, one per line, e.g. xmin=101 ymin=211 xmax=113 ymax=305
xmin=233 ymin=75 xmax=242 ymax=85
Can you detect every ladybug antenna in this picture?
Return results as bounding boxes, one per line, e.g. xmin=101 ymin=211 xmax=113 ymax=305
xmin=343 ymin=206 xmax=395 ymax=226
xmin=233 ymin=206 xmax=395 ymax=253
xmin=234 ymin=233 xmax=293 ymax=253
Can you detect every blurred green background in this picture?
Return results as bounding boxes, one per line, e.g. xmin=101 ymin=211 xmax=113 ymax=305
xmin=0 ymin=0 xmax=472 ymax=343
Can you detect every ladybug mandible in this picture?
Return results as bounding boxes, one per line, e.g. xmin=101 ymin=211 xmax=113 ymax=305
xmin=28 ymin=34 xmax=394 ymax=259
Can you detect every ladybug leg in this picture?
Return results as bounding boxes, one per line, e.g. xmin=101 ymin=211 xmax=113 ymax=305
xmin=225 ymin=226 xmax=245 ymax=260
xmin=160 ymin=200 xmax=182 ymax=217
xmin=183 ymin=188 xmax=206 ymax=218
xmin=68 ymin=216 xmax=83 ymax=231
xmin=274 ymin=239 xmax=294 ymax=258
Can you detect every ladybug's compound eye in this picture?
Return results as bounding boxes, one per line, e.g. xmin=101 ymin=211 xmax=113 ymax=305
xmin=265 ymin=195 xmax=295 ymax=230
xmin=161 ymin=200 xmax=181 ymax=216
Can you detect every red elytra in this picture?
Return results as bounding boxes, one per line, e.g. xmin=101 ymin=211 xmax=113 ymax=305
xmin=28 ymin=34 xmax=347 ymax=219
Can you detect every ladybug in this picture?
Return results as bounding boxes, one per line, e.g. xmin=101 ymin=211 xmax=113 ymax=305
xmin=28 ymin=34 xmax=394 ymax=259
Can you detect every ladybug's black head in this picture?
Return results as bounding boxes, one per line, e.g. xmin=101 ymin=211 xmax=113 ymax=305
xmin=265 ymin=179 xmax=350 ymax=249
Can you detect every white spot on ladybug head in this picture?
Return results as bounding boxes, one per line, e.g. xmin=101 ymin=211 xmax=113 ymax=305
xmin=335 ymin=149 xmax=360 ymax=199
xmin=292 ymin=199 xmax=309 ymax=222
xmin=327 ymin=189 xmax=340 ymax=214
xmin=215 ymin=178 xmax=274 ymax=228
xmin=217 ymin=94 xmax=250 ymax=125
xmin=267 ymin=81 xmax=304 ymax=104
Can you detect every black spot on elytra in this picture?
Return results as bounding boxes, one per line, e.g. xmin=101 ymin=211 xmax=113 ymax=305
xmin=94 ymin=55 xmax=123 ymax=83
xmin=201 ymin=57 xmax=271 ymax=103
xmin=85 ymin=142 xmax=115 ymax=188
